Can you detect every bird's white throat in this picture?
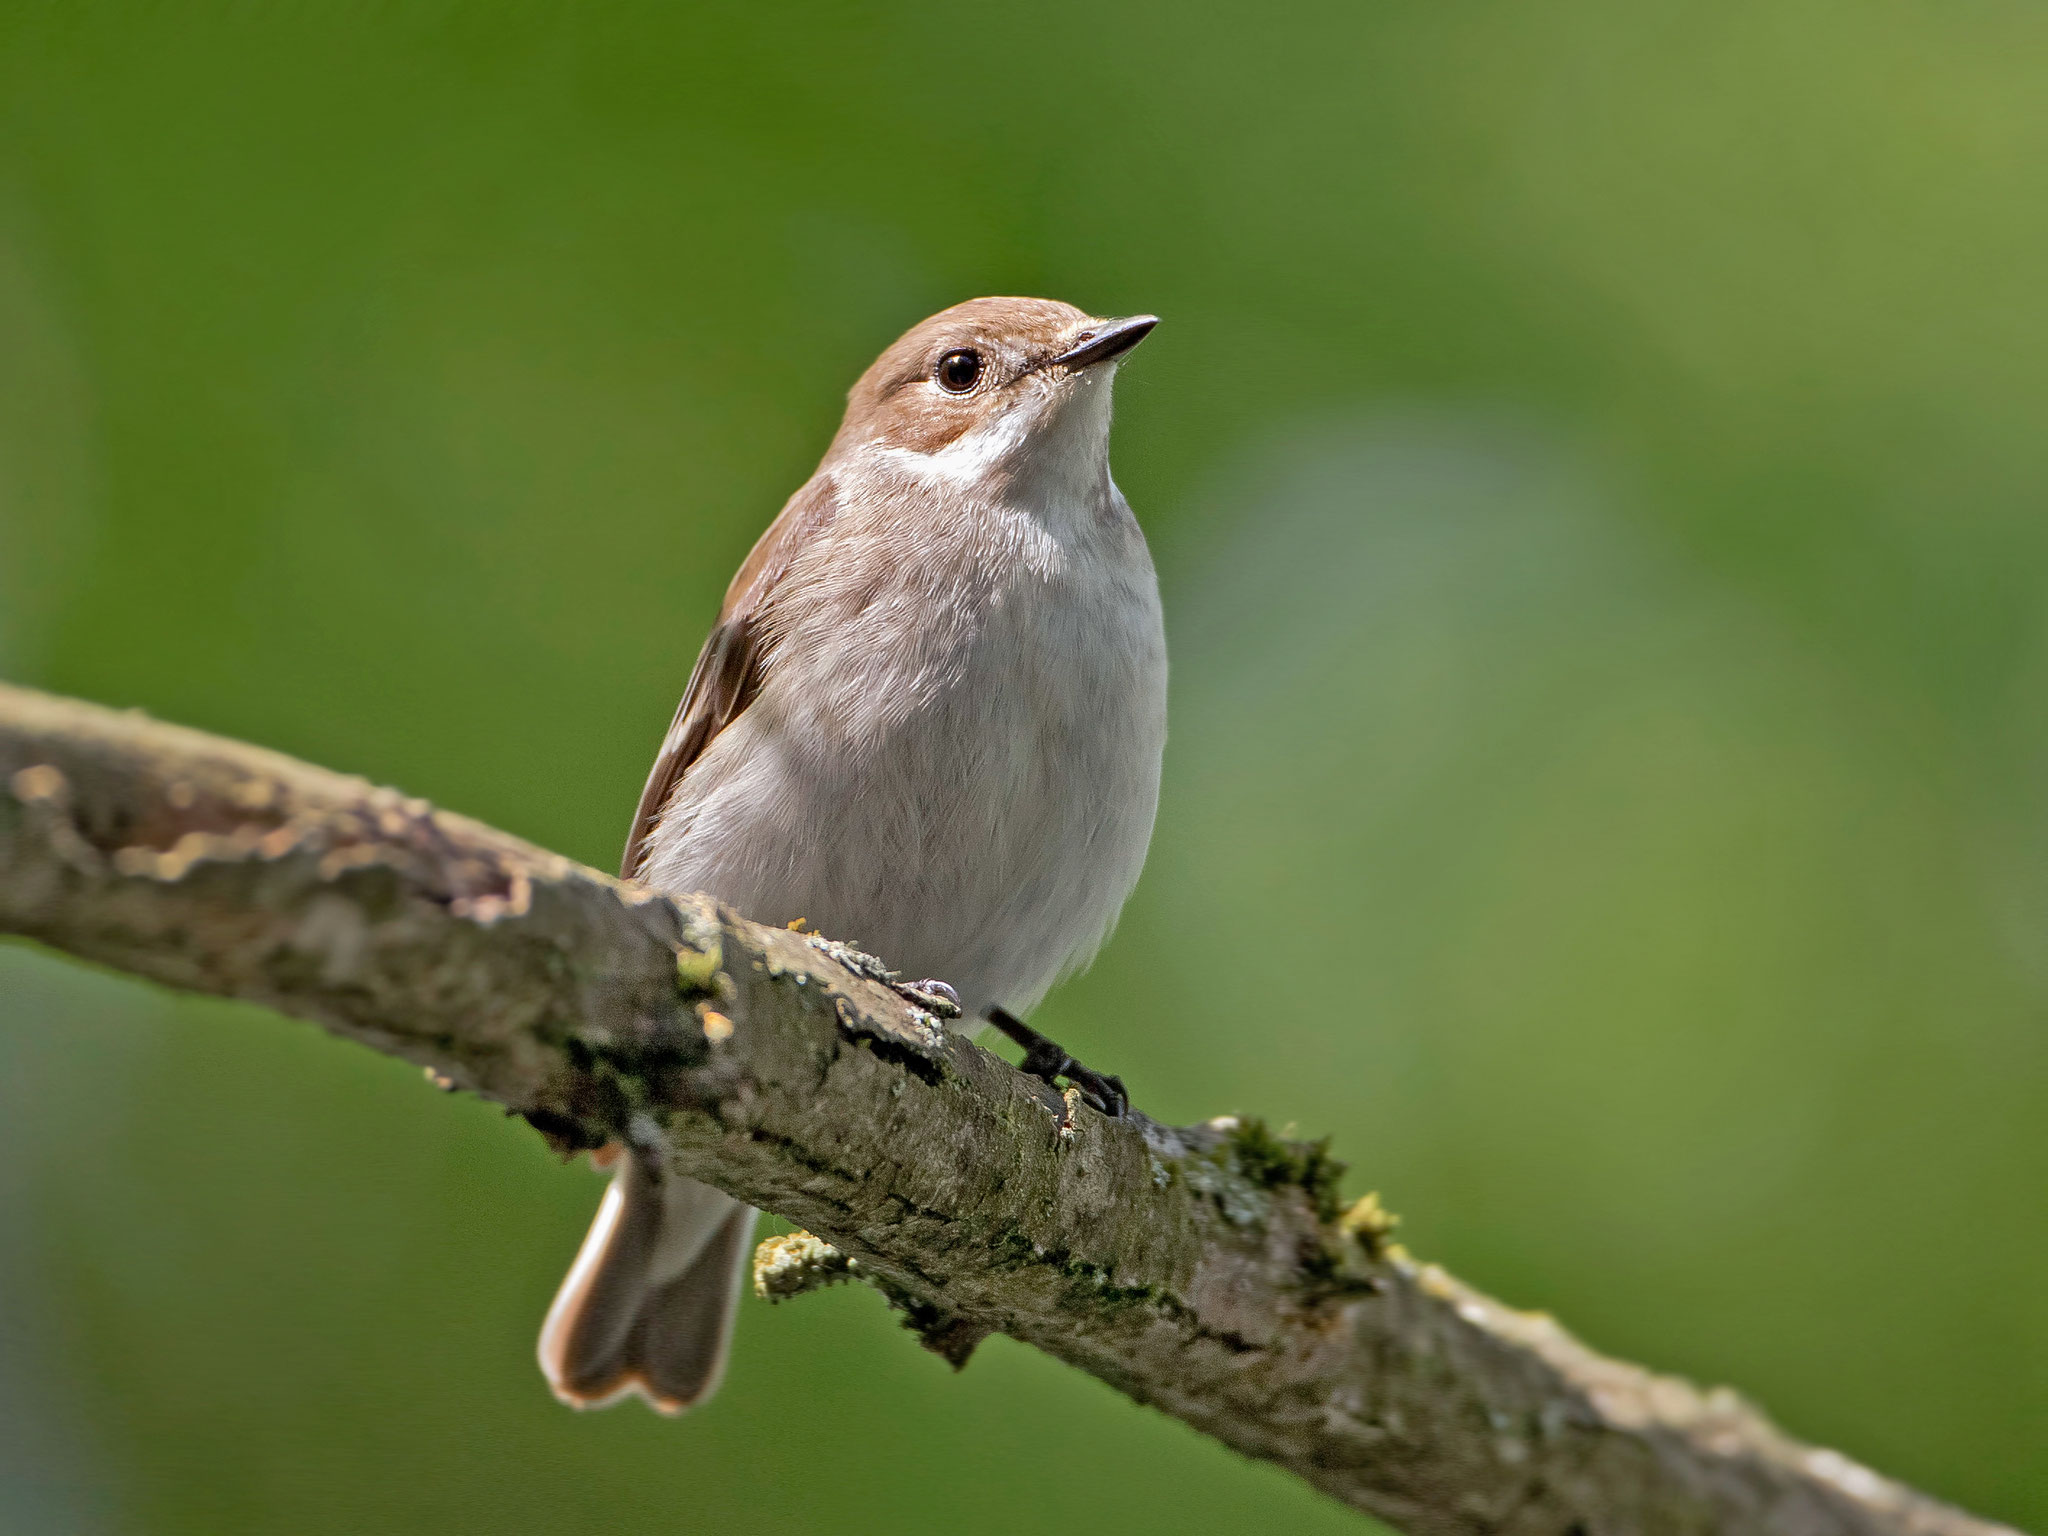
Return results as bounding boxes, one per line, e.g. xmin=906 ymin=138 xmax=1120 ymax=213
xmin=869 ymin=366 xmax=1119 ymax=514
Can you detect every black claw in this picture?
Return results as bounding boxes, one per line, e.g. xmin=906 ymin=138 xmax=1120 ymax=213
xmin=1070 ymin=1066 xmax=1128 ymax=1120
xmin=991 ymin=1007 xmax=1130 ymax=1119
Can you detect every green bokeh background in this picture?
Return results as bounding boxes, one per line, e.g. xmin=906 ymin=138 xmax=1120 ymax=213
xmin=2 ymin=4 xmax=2044 ymax=1532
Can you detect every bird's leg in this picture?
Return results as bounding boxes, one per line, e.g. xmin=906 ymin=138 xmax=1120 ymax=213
xmin=986 ymin=1007 xmax=1129 ymax=1119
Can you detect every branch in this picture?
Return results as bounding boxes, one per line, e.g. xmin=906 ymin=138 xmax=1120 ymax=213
xmin=0 ymin=681 xmax=2019 ymax=1536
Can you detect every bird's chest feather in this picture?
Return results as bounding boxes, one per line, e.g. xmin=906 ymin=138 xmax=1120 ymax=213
xmin=811 ymin=501 xmax=1161 ymax=824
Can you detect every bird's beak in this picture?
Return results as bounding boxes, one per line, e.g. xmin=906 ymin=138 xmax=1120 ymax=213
xmin=1051 ymin=314 xmax=1159 ymax=372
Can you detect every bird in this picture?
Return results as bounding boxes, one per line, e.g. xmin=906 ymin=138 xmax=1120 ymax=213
xmin=536 ymin=296 xmax=1169 ymax=1416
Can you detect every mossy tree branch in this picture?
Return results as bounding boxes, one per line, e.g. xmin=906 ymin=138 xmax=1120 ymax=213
xmin=0 ymin=682 xmax=2020 ymax=1536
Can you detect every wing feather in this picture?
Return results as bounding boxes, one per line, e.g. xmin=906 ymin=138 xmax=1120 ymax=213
xmin=619 ymin=474 xmax=837 ymax=880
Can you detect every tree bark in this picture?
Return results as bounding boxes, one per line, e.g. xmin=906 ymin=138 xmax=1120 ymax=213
xmin=0 ymin=681 xmax=2022 ymax=1536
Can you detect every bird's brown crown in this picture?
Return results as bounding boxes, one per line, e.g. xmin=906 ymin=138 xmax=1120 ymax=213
xmin=829 ymin=296 xmax=1096 ymax=458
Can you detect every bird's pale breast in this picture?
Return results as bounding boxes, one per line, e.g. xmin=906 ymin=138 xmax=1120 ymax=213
xmin=638 ymin=483 xmax=1166 ymax=1020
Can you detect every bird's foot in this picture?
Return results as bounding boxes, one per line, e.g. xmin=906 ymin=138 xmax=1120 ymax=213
xmin=804 ymin=936 xmax=963 ymax=1021
xmin=987 ymin=1007 xmax=1129 ymax=1119
xmin=896 ymin=978 xmax=963 ymax=1020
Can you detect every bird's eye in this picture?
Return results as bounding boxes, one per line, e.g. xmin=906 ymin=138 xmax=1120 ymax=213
xmin=935 ymin=349 xmax=983 ymax=393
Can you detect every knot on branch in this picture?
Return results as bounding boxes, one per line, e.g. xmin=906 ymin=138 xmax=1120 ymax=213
xmin=751 ymin=1230 xmax=991 ymax=1369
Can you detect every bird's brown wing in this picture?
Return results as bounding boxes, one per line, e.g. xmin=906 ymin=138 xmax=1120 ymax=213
xmin=619 ymin=474 xmax=838 ymax=880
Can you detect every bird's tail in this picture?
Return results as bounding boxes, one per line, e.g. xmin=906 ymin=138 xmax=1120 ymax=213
xmin=537 ymin=1150 xmax=756 ymax=1414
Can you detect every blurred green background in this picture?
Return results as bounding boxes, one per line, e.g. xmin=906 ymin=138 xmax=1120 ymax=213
xmin=1 ymin=3 xmax=2044 ymax=1532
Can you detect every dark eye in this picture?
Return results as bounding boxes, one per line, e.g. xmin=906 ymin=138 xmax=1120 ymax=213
xmin=935 ymin=348 xmax=983 ymax=393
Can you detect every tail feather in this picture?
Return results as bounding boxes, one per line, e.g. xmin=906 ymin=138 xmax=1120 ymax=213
xmin=538 ymin=1151 xmax=756 ymax=1414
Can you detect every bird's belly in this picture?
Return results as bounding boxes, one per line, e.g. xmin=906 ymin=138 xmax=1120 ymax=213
xmin=649 ymin=577 xmax=1166 ymax=1018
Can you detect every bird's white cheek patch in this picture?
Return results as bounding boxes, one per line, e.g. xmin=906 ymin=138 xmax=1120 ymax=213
xmin=873 ymin=377 xmax=1113 ymax=497
xmin=872 ymin=411 xmax=1030 ymax=486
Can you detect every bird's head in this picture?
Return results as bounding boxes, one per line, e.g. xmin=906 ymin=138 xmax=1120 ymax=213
xmin=830 ymin=296 xmax=1157 ymax=493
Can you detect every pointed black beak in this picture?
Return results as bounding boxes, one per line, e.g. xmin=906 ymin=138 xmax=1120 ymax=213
xmin=1052 ymin=314 xmax=1159 ymax=372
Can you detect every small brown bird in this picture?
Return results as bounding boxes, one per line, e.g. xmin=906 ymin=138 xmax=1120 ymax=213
xmin=537 ymin=297 xmax=1168 ymax=1414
